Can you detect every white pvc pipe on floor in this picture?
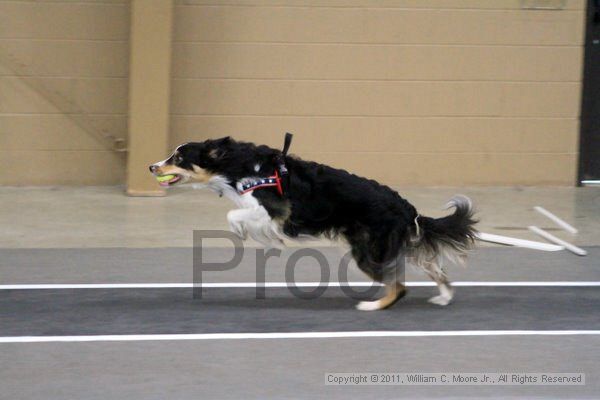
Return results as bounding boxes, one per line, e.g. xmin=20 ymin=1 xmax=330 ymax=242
xmin=475 ymin=232 xmax=564 ymax=252
xmin=528 ymin=226 xmax=587 ymax=257
xmin=533 ymin=206 xmax=578 ymax=234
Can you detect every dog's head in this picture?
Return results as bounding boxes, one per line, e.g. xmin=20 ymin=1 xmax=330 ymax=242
xmin=149 ymin=137 xmax=233 ymax=187
xmin=149 ymin=136 xmax=280 ymax=187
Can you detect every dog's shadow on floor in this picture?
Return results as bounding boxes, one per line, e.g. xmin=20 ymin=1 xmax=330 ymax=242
xmin=196 ymin=285 xmax=439 ymax=309
xmin=71 ymin=287 xmax=446 ymax=313
xmin=197 ymin=292 xmax=441 ymax=312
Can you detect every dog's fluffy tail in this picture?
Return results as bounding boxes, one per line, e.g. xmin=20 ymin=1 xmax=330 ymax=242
xmin=412 ymin=195 xmax=478 ymax=267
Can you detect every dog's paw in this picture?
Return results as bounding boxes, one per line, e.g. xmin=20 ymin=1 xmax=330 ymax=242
xmin=355 ymin=300 xmax=383 ymax=311
xmin=266 ymin=238 xmax=285 ymax=250
xmin=428 ymin=295 xmax=452 ymax=306
xmin=229 ymin=223 xmax=247 ymax=240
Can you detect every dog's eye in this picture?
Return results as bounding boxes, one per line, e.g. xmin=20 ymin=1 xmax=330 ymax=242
xmin=173 ymin=154 xmax=183 ymax=164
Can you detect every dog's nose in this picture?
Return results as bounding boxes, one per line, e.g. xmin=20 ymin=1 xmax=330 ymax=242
xmin=149 ymin=165 xmax=158 ymax=174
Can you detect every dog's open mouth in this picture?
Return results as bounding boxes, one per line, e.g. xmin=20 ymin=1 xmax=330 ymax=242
xmin=157 ymin=174 xmax=182 ymax=187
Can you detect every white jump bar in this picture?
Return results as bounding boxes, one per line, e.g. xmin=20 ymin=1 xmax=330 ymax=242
xmin=528 ymin=226 xmax=587 ymax=257
xmin=475 ymin=232 xmax=564 ymax=252
xmin=533 ymin=206 xmax=578 ymax=234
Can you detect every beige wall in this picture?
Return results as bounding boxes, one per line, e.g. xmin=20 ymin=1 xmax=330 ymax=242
xmin=0 ymin=0 xmax=586 ymax=186
xmin=126 ymin=0 xmax=173 ymax=196
xmin=0 ymin=0 xmax=129 ymax=185
xmin=170 ymin=0 xmax=585 ymax=185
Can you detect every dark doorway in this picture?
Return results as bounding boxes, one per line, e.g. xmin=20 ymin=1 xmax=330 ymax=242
xmin=579 ymin=0 xmax=600 ymax=184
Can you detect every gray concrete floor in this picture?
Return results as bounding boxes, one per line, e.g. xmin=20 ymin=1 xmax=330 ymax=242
xmin=3 ymin=337 xmax=599 ymax=400
xmin=1 ymin=246 xmax=599 ymax=285
xmin=1 ymin=186 xmax=599 ymax=399
xmin=3 ymin=286 xmax=599 ymax=335
xmin=1 ymin=185 xmax=599 ymax=247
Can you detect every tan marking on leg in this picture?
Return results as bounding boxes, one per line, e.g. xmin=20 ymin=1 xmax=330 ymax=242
xmin=356 ymin=282 xmax=406 ymax=311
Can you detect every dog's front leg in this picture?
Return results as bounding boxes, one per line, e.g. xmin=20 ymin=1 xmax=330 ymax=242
xmin=227 ymin=207 xmax=284 ymax=247
xmin=227 ymin=209 xmax=254 ymax=240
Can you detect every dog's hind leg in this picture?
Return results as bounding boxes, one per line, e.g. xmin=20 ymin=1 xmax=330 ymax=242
xmin=355 ymin=281 xmax=406 ymax=311
xmin=350 ymin=242 xmax=407 ymax=311
xmin=429 ymin=281 xmax=453 ymax=306
xmin=423 ymin=261 xmax=454 ymax=306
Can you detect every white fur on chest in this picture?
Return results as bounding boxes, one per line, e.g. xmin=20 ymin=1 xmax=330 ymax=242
xmin=204 ymin=175 xmax=247 ymax=207
xmin=207 ymin=175 xmax=285 ymax=247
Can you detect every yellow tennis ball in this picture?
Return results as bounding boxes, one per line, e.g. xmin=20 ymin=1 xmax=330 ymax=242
xmin=156 ymin=174 xmax=176 ymax=183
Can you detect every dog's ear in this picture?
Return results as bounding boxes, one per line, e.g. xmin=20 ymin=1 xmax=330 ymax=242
xmin=215 ymin=136 xmax=232 ymax=146
xmin=208 ymin=148 xmax=220 ymax=159
xmin=207 ymin=136 xmax=232 ymax=160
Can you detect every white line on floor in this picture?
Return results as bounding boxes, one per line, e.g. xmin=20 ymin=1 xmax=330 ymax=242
xmin=1 ymin=281 xmax=600 ymax=290
xmin=1 ymin=330 xmax=600 ymax=343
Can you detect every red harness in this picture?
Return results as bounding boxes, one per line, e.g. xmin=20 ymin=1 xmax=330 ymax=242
xmin=239 ymin=170 xmax=283 ymax=196
xmin=238 ymin=132 xmax=293 ymax=197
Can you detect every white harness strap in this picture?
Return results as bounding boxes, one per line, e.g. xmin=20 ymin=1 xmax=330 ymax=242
xmin=414 ymin=214 xmax=421 ymax=238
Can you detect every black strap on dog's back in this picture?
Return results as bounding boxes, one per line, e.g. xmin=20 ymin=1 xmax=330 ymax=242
xmin=281 ymin=132 xmax=293 ymax=157
xmin=275 ymin=132 xmax=293 ymax=196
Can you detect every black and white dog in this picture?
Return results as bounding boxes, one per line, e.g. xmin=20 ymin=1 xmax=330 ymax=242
xmin=150 ymin=136 xmax=477 ymax=311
